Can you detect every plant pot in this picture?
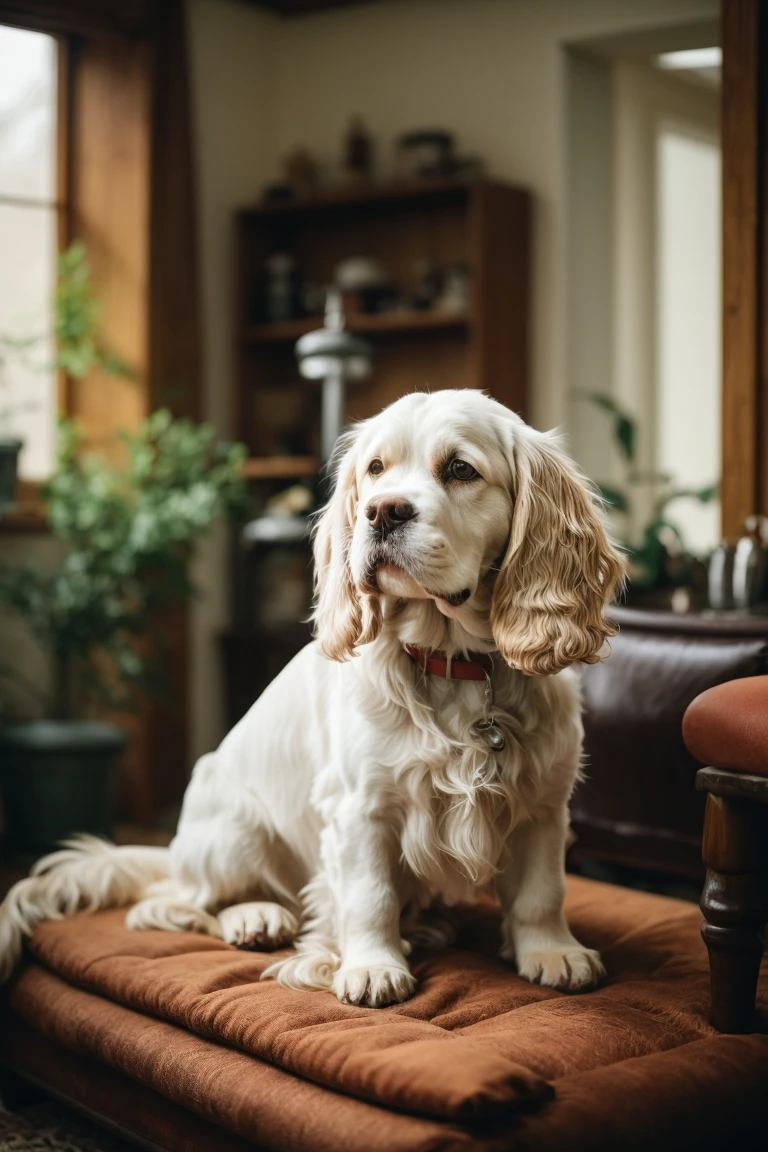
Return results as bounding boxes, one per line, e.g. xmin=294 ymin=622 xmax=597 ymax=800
xmin=0 ymin=436 xmax=22 ymax=515
xmin=0 ymin=720 xmax=127 ymax=862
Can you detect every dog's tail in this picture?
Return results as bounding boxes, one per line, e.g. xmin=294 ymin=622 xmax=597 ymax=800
xmin=0 ymin=834 xmax=170 ymax=984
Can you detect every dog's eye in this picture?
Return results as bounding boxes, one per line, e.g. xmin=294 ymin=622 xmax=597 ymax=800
xmin=368 ymin=458 xmax=384 ymax=476
xmin=445 ymin=458 xmax=479 ymax=482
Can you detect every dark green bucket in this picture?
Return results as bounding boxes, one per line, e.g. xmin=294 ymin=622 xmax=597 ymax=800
xmin=0 ymin=720 xmax=127 ymax=861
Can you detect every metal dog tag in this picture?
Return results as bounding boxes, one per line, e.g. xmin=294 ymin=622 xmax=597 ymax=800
xmin=473 ymin=717 xmax=506 ymax=752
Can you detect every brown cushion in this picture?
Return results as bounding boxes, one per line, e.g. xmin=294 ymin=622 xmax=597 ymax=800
xmin=18 ymin=915 xmax=550 ymax=1122
xmin=683 ymin=675 xmax=768 ymax=776
xmin=5 ymin=970 xmax=463 ymax=1152
xmin=6 ymin=876 xmax=768 ymax=1151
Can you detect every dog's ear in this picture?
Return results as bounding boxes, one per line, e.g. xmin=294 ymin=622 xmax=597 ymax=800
xmin=312 ymin=428 xmax=381 ymax=661
xmin=490 ymin=428 xmax=625 ymax=675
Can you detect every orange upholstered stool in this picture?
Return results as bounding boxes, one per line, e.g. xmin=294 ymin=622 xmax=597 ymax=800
xmin=684 ymin=676 xmax=768 ymax=1035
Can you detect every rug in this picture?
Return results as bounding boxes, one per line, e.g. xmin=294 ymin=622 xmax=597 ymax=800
xmin=0 ymin=1104 xmax=135 ymax=1152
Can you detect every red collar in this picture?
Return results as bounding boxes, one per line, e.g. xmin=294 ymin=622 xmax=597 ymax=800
xmin=403 ymin=644 xmax=491 ymax=681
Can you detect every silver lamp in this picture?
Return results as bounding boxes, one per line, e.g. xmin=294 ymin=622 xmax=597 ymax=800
xmin=295 ymin=289 xmax=372 ymax=464
xmin=241 ymin=291 xmax=372 ymax=547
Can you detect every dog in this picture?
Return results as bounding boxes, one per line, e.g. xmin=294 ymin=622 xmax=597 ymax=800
xmin=0 ymin=389 xmax=625 ymax=1006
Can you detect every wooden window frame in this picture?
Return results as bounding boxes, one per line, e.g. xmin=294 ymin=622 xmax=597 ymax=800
xmin=721 ymin=0 xmax=768 ymax=538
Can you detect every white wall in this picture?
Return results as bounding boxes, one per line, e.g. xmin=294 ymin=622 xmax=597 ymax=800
xmin=565 ymin=49 xmax=615 ymax=486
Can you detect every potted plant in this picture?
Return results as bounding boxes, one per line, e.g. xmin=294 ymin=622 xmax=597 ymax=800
xmin=583 ymin=393 xmax=718 ymax=605
xmin=0 ymin=241 xmax=131 ymax=514
xmin=0 ymin=410 xmax=248 ymax=862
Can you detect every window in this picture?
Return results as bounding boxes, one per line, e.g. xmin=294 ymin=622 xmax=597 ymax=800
xmin=0 ymin=24 xmax=60 ymax=480
xmin=656 ymin=123 xmax=721 ymax=555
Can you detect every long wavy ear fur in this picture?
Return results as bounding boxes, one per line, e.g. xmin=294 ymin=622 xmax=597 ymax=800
xmin=491 ymin=428 xmax=626 ymax=675
xmin=312 ymin=428 xmax=381 ymax=661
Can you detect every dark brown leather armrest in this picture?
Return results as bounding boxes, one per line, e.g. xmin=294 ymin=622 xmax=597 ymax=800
xmin=683 ymin=676 xmax=768 ymax=776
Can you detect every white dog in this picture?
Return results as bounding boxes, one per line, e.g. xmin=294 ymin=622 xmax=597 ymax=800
xmin=0 ymin=390 xmax=625 ymax=1007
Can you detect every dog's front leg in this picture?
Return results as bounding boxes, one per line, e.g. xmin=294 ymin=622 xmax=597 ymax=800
xmin=325 ymin=799 xmax=416 ymax=1008
xmin=497 ymin=806 xmax=605 ymax=992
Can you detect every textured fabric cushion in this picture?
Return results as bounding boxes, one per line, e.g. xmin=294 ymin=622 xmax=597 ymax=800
xmin=684 ymin=675 xmax=768 ymax=776
xmin=6 ymin=876 xmax=768 ymax=1152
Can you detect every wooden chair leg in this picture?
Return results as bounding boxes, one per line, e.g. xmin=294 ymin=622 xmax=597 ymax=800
xmin=700 ymin=792 xmax=768 ymax=1033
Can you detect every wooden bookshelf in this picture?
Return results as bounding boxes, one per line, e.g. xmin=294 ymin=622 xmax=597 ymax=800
xmin=243 ymin=309 xmax=467 ymax=344
xmin=223 ymin=177 xmax=531 ymax=708
xmin=234 ymin=177 xmax=531 ymax=460
xmin=238 ymin=177 xmax=476 ymax=218
xmin=243 ymin=455 xmax=319 ymax=480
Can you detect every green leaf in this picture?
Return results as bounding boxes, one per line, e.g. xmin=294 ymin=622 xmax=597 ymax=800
xmin=53 ymin=241 xmax=136 ymax=383
xmin=585 ymin=392 xmax=623 ymax=417
xmin=596 ymin=484 xmax=630 ymax=512
xmin=583 ymin=393 xmax=636 ymax=463
xmin=614 ymin=414 xmax=635 ymax=463
xmin=656 ymin=481 xmax=720 ymax=515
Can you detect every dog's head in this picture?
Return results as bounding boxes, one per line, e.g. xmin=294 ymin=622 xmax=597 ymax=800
xmin=312 ymin=390 xmax=625 ymax=674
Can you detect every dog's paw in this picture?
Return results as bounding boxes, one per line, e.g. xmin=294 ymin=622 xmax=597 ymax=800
xmin=218 ymin=902 xmax=298 ymax=951
xmin=333 ymin=963 xmax=416 ymax=1007
xmin=516 ymin=945 xmax=605 ymax=992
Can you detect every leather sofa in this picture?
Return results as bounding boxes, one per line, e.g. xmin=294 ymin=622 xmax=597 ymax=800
xmin=573 ymin=607 xmax=768 ymax=878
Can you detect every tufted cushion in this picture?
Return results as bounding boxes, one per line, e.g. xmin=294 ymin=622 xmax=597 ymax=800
xmin=4 ymin=875 xmax=768 ymax=1151
xmin=684 ymin=675 xmax=768 ymax=776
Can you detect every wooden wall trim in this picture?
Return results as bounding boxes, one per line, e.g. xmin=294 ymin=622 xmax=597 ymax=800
xmin=246 ymin=0 xmax=383 ymax=16
xmin=66 ymin=4 xmax=199 ymax=824
xmin=67 ymin=32 xmax=153 ymax=823
xmin=0 ymin=1 xmax=151 ymax=40
xmin=146 ymin=0 xmax=202 ymax=815
xmin=148 ymin=0 xmax=202 ymax=422
xmin=760 ymin=3 xmax=768 ymax=518
xmin=722 ymin=0 xmax=765 ymax=538
xmin=68 ymin=35 xmax=151 ymax=457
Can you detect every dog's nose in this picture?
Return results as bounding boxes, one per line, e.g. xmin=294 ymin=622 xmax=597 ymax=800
xmin=366 ymin=498 xmax=417 ymax=537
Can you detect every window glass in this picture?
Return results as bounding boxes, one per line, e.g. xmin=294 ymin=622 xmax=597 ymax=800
xmin=656 ymin=125 xmax=721 ymax=554
xmin=0 ymin=24 xmax=58 ymax=479
xmin=0 ymin=25 xmax=56 ymax=200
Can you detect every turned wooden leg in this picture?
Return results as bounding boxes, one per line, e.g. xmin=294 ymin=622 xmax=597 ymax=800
xmin=700 ymin=792 xmax=768 ymax=1033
